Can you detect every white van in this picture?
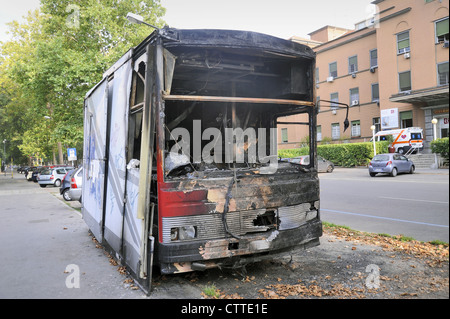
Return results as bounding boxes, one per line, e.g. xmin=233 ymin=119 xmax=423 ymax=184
xmin=372 ymin=127 xmax=423 ymax=154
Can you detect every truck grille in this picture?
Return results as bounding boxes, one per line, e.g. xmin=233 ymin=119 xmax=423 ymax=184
xmin=162 ymin=202 xmax=318 ymax=243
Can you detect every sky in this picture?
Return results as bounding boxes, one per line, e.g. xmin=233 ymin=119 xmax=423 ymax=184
xmin=0 ymin=0 xmax=376 ymax=42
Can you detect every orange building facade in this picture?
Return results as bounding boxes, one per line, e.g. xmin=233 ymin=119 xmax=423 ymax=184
xmin=279 ymin=0 xmax=449 ymax=152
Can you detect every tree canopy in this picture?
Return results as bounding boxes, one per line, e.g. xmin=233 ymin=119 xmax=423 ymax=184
xmin=0 ymin=0 xmax=166 ymax=164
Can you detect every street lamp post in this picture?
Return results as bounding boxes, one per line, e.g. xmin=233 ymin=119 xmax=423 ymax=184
xmin=431 ymin=118 xmax=438 ymax=141
xmin=370 ymin=125 xmax=376 ymax=156
xmin=126 ymin=12 xmax=159 ymax=29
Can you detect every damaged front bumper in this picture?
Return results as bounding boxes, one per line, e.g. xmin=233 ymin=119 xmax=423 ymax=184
xmin=158 ymin=218 xmax=322 ymax=274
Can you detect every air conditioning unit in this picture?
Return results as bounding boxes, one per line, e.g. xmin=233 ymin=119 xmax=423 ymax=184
xmin=443 ymin=41 xmax=449 ymax=48
xmin=370 ymin=67 xmax=376 ymax=73
xmin=331 ymin=109 xmax=337 ymax=115
xmin=404 ymin=52 xmax=410 ymax=59
xmin=351 ymin=73 xmax=356 ymax=78
xmin=327 ymin=76 xmax=334 ymax=82
xmin=351 ymin=100 xmax=359 ymax=106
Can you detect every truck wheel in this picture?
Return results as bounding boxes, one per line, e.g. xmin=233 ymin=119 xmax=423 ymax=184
xmin=390 ymin=167 xmax=398 ymax=177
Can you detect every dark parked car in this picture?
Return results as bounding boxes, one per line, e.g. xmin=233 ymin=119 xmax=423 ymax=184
xmin=24 ymin=166 xmax=36 ymax=181
xmin=59 ymin=169 xmax=76 ymax=201
xmin=368 ymin=153 xmax=415 ymax=177
xmin=32 ymin=166 xmax=50 ymax=182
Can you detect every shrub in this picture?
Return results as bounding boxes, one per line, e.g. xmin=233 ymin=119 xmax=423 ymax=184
xmin=431 ymin=137 xmax=449 ymax=161
xmin=278 ymin=142 xmax=390 ymax=167
xmin=278 ymin=147 xmax=309 ymax=159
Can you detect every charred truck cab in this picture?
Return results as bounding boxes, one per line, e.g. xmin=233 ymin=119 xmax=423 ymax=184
xmin=82 ymin=27 xmax=321 ymax=293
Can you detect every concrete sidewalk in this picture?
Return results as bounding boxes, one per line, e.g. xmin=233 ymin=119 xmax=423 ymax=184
xmin=0 ymin=174 xmax=146 ymax=298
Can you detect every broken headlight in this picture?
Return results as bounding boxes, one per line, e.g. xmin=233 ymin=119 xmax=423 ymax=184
xmin=170 ymin=226 xmax=197 ymax=241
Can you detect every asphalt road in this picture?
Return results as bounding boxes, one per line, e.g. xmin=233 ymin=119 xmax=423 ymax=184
xmin=319 ymin=168 xmax=449 ymax=243
xmin=0 ymin=168 xmax=448 ymax=301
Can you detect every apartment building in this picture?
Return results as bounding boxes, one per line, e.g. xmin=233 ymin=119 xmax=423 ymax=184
xmin=279 ymin=0 xmax=449 ymax=151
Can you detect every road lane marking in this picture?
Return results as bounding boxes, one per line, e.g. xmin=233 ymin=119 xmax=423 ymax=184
xmin=379 ymin=196 xmax=448 ymax=204
xmin=321 ymin=208 xmax=449 ymax=228
xmin=319 ymin=177 xmax=448 ymax=184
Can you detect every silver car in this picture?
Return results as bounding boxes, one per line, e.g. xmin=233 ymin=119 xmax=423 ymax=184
xmin=368 ymin=153 xmax=415 ymax=177
xmin=290 ymin=155 xmax=335 ymax=173
xmin=68 ymin=167 xmax=83 ymax=202
xmin=38 ymin=167 xmax=73 ymax=187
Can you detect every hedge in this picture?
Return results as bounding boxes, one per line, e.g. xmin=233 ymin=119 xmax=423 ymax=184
xmin=431 ymin=137 xmax=449 ymax=161
xmin=278 ymin=142 xmax=389 ymax=167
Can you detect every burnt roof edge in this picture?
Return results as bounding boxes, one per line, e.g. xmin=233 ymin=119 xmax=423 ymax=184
xmin=134 ymin=27 xmax=315 ymax=60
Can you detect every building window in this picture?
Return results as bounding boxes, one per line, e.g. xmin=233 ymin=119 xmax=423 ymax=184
xmin=437 ymin=62 xmax=449 ymax=86
xmin=425 ymin=0 xmax=435 ymax=3
xmin=317 ymin=125 xmax=322 ymax=141
xmin=315 ymin=67 xmax=319 ymax=83
xmin=329 ymin=62 xmax=337 ymax=78
xmin=348 ymin=55 xmax=358 ymax=74
xmin=371 ymin=83 xmax=379 ymax=102
xmin=397 ymin=31 xmax=410 ymax=54
xmin=330 ymin=92 xmax=339 ymax=109
xmin=435 ymin=17 xmax=449 ymax=43
xmin=370 ymin=49 xmax=378 ymax=68
xmin=400 ymin=111 xmax=413 ymax=128
xmin=316 ymin=96 xmax=321 ymax=113
xmin=281 ymin=128 xmax=288 ymax=143
xmin=349 ymin=88 xmax=359 ymax=106
xmin=399 ymin=71 xmax=412 ymax=92
xmin=372 ymin=117 xmax=381 ymax=133
xmin=331 ymin=123 xmax=340 ymax=140
xmin=351 ymin=120 xmax=361 ymax=137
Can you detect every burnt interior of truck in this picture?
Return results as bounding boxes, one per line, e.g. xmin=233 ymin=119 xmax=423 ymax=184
xmin=162 ymin=47 xmax=314 ymax=178
xmin=125 ymin=45 xmax=315 ymax=179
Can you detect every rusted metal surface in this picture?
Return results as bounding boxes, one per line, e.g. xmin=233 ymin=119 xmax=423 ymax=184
xmin=153 ymin=26 xmax=321 ymax=272
xmin=162 ymin=94 xmax=315 ymax=107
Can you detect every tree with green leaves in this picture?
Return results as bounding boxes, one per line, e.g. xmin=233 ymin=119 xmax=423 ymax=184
xmin=0 ymin=0 xmax=165 ymax=164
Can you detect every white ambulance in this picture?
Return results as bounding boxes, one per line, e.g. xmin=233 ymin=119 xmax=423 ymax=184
xmin=372 ymin=127 xmax=424 ymax=154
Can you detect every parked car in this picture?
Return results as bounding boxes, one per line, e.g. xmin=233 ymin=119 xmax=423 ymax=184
xmin=68 ymin=167 xmax=83 ymax=202
xmin=59 ymin=169 xmax=76 ymax=201
xmin=24 ymin=166 xmax=36 ymax=181
xmin=32 ymin=166 xmax=50 ymax=182
xmin=17 ymin=166 xmax=27 ymax=173
xmin=368 ymin=153 xmax=415 ymax=177
xmin=38 ymin=167 xmax=73 ymax=187
xmin=289 ymin=155 xmax=335 ymax=173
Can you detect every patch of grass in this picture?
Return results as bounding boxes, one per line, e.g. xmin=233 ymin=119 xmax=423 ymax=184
xmin=322 ymin=221 xmax=448 ymax=246
xmin=202 ymin=284 xmax=220 ymax=298
xmin=397 ymin=235 xmax=415 ymax=242
xmin=322 ymin=221 xmax=352 ymax=231
xmin=429 ymin=240 xmax=449 ymax=247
